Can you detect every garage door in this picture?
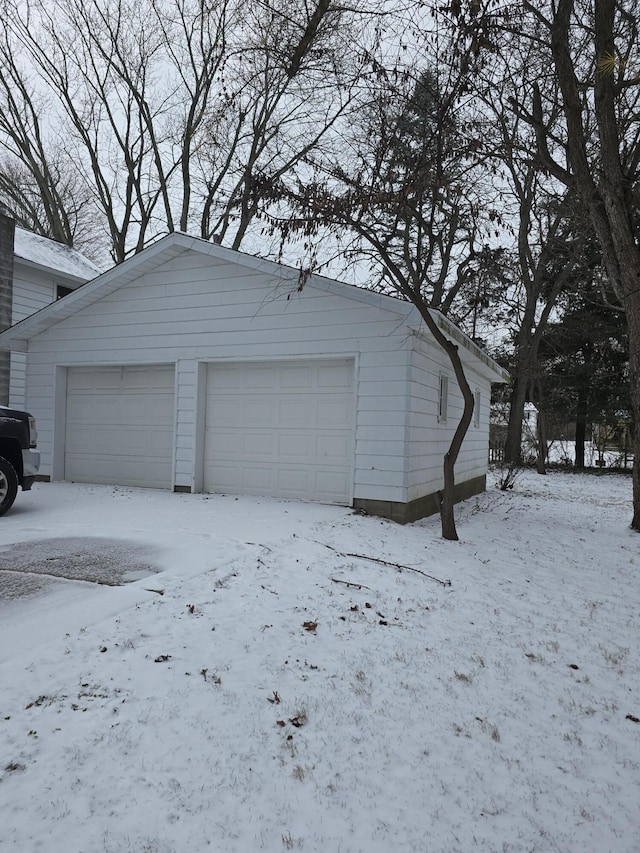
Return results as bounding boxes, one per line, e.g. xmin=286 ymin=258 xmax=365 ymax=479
xmin=204 ymin=359 xmax=355 ymax=504
xmin=65 ymin=365 xmax=175 ymax=488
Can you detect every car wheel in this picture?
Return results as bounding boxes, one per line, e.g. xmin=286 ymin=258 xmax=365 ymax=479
xmin=0 ymin=456 xmax=19 ymax=517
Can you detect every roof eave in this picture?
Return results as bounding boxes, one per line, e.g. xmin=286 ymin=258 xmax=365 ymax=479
xmin=0 ymin=233 xmax=508 ymax=383
xmin=410 ymin=314 xmax=509 ymax=384
xmin=14 ymin=254 xmax=92 ymax=285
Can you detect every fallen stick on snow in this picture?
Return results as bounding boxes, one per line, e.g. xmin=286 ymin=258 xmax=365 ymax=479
xmin=315 ymin=541 xmax=451 ymax=587
xmin=330 ymin=577 xmax=371 ymax=590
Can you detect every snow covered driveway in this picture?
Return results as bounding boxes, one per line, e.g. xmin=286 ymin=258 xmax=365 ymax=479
xmin=0 ymin=482 xmax=347 ymax=663
xmin=0 ymin=535 xmax=160 ymax=600
xmin=0 ymin=472 xmax=639 ymax=852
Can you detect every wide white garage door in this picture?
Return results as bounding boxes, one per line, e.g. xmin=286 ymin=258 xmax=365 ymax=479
xmin=65 ymin=365 xmax=175 ymax=488
xmin=204 ymin=359 xmax=355 ymax=504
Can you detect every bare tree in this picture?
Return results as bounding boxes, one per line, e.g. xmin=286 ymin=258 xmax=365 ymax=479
xmin=195 ymin=0 xmax=367 ymax=250
xmin=518 ymin=0 xmax=640 ymax=528
xmin=0 ymin=14 xmax=85 ymax=246
xmin=0 ymin=0 xmax=371 ymax=261
xmin=273 ymin=54 xmax=502 ymax=539
xmin=442 ymin=0 xmax=640 ymax=527
xmin=437 ymin=8 xmax=591 ymax=470
xmin=473 ymin=42 xmax=576 ymax=464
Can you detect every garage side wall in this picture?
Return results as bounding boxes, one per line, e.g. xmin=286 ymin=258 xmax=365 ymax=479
xmin=23 ymin=252 xmax=414 ymax=502
xmin=406 ymin=333 xmax=490 ymax=518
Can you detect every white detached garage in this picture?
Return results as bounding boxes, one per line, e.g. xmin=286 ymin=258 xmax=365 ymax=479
xmin=0 ymin=233 xmax=507 ymax=522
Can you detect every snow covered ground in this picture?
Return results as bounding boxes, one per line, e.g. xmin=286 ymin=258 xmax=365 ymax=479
xmin=543 ymin=440 xmax=632 ymax=470
xmin=0 ymin=470 xmax=638 ymax=853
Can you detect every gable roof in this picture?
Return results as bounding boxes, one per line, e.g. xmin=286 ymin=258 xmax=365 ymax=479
xmin=14 ymin=228 xmax=103 ymax=282
xmin=0 ymin=230 xmax=508 ymax=382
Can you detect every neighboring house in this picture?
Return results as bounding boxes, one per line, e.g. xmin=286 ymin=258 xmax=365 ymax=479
xmin=0 ymin=214 xmax=102 ymax=409
xmin=0 ymin=231 xmax=507 ymax=522
xmin=489 ymin=402 xmax=539 ymax=462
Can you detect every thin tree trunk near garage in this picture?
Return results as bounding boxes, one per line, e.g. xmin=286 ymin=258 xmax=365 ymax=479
xmin=441 ymin=346 xmax=475 ymax=540
xmin=411 ymin=301 xmax=474 ymax=541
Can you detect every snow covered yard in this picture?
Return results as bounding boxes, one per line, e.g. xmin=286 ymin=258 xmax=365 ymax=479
xmin=0 ymin=470 xmax=638 ymax=853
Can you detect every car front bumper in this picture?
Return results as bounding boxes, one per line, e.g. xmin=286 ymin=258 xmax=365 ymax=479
xmin=22 ymin=449 xmax=40 ymax=490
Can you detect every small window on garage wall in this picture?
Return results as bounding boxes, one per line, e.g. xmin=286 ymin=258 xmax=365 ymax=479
xmin=438 ymin=374 xmax=448 ymax=423
xmin=474 ymin=389 xmax=481 ymax=428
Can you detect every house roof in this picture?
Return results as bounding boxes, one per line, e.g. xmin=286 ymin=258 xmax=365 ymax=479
xmin=0 ymin=230 xmax=508 ymax=382
xmin=14 ymin=228 xmax=103 ymax=282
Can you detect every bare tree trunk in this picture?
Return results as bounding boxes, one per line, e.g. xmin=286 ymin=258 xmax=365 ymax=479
xmin=575 ymin=393 xmax=587 ymax=469
xmin=504 ymin=374 xmax=528 ymax=464
xmin=620 ymin=272 xmax=640 ymax=528
xmin=440 ymin=362 xmax=475 ymax=540
xmin=413 ymin=303 xmax=474 ymax=541
xmin=544 ymin=0 xmax=640 ymax=529
xmin=536 ymin=406 xmax=547 ymax=474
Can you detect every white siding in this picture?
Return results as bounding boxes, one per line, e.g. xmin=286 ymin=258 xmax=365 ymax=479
xmin=9 ymin=266 xmax=56 ymax=409
xmin=10 ymin=262 xmax=83 ymax=409
xmin=407 ymin=334 xmax=491 ymax=502
xmin=175 ymin=359 xmax=198 ymax=488
xmin=24 ymin=252 xmax=413 ymax=502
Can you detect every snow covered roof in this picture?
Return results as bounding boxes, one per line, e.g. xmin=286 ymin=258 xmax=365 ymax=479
xmin=14 ymin=227 xmax=102 ymax=282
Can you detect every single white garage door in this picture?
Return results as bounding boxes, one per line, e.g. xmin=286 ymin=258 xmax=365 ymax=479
xmin=204 ymin=359 xmax=355 ymax=504
xmin=65 ymin=365 xmax=175 ymax=488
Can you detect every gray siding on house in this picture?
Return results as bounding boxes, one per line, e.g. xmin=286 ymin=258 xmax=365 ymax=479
xmin=0 ymin=214 xmax=14 ymax=404
xmin=10 ymin=265 xmax=57 ymax=408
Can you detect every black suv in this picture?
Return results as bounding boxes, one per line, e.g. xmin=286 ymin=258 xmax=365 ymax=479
xmin=0 ymin=405 xmax=40 ymax=515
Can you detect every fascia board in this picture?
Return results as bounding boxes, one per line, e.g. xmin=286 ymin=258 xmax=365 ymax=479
xmin=410 ymin=316 xmax=509 ymax=384
xmin=14 ymin=256 xmax=92 ymax=285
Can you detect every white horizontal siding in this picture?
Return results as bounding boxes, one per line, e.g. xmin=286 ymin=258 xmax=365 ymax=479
xmin=10 ymin=270 xmax=55 ymax=409
xmin=354 ymin=349 xmax=409 ymax=499
xmin=9 ymin=353 xmax=26 ymax=410
xmin=12 ymin=281 xmax=53 ymax=323
xmin=25 ymin=258 xmax=413 ymax=501
xmin=407 ymin=335 xmax=491 ymax=501
xmin=10 ymin=262 xmax=85 ymax=409
xmin=22 ymin=252 xmax=490 ymax=507
xmin=174 ymin=359 xmax=199 ymax=488
xmin=24 ymin=362 xmax=56 ymax=466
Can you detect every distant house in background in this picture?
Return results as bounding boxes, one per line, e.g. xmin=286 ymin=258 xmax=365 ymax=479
xmin=0 ymin=213 xmax=101 ymax=409
xmin=489 ymin=402 xmax=539 ymax=462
